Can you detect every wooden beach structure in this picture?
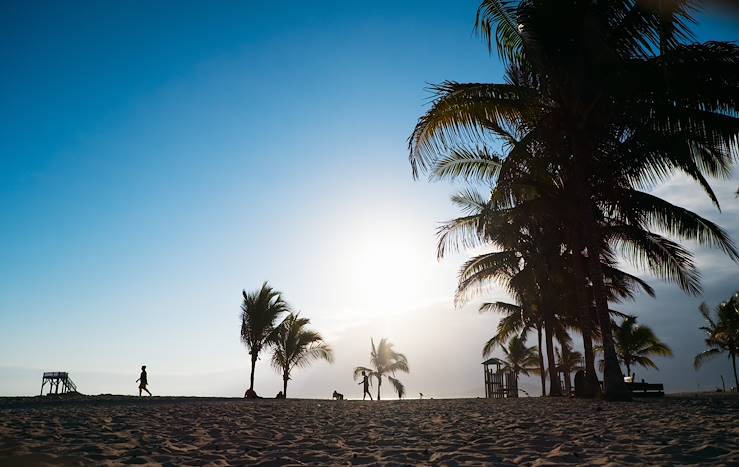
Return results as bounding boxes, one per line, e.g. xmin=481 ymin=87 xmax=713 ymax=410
xmin=40 ymin=372 xmax=78 ymax=396
xmin=482 ymin=358 xmax=518 ymax=399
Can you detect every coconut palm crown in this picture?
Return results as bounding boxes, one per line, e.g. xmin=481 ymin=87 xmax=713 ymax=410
xmin=354 ymin=338 xmax=409 ymax=400
xmin=694 ymin=292 xmax=739 ymax=389
xmin=498 ymin=335 xmax=539 ymax=386
xmin=605 ymin=317 xmax=673 ymax=376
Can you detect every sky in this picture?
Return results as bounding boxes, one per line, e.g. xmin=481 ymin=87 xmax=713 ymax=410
xmin=1 ymin=1 xmax=737 ymax=398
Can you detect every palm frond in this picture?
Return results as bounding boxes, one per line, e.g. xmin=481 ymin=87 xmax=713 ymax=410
xmin=431 ymin=147 xmax=503 ymax=182
xmin=353 ymin=366 xmax=375 ymax=382
xmin=409 ymin=82 xmax=539 ymax=177
xmin=693 ymin=348 xmax=722 ymax=369
xmin=475 ymin=0 xmax=524 ymax=63
xmin=387 ymin=376 xmax=406 ymax=399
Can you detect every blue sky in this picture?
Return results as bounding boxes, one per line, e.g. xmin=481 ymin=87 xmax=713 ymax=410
xmin=1 ymin=1 xmax=738 ymax=397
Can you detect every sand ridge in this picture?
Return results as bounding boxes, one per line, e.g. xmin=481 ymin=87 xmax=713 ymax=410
xmin=1 ymin=396 xmax=737 ymax=465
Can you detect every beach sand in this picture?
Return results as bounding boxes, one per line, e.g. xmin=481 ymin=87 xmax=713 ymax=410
xmin=1 ymin=395 xmax=737 ymax=465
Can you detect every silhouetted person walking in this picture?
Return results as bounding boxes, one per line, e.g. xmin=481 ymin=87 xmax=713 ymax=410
xmin=137 ymin=365 xmax=152 ymax=396
xmin=358 ymin=370 xmax=372 ymax=400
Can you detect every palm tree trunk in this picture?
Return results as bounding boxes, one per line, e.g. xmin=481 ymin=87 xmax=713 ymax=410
xmin=536 ymin=268 xmax=562 ymax=397
xmin=569 ymin=228 xmax=601 ymax=398
xmin=376 ymin=375 xmax=382 ymax=401
xmin=625 ymin=362 xmax=631 ymax=379
xmin=581 ymin=324 xmax=599 ymax=393
xmin=732 ymin=352 xmax=738 ymax=390
xmin=572 ymin=135 xmax=630 ymax=401
xmin=283 ymin=369 xmax=289 ymax=398
xmin=537 ymin=325 xmax=546 ymax=396
xmin=538 ymin=278 xmax=562 ymax=396
xmin=584 ymin=217 xmax=630 ymax=401
xmin=247 ymin=351 xmax=257 ymax=395
xmin=542 ymin=314 xmax=562 ymax=396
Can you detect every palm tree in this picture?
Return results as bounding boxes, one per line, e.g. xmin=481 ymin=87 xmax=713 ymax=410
xmin=481 ymin=299 xmax=548 ymax=396
xmin=353 ymin=338 xmax=409 ymax=400
xmin=556 ymin=340 xmax=583 ymax=395
xmin=409 ymin=0 xmax=739 ymax=399
xmin=605 ymin=317 xmax=672 ymax=378
xmin=695 ymin=292 xmax=739 ymax=389
xmin=269 ymin=313 xmax=334 ymax=398
xmin=472 ymin=0 xmax=739 ymax=400
xmin=498 ymin=335 xmax=539 ymax=388
xmin=441 ymin=187 xmax=577 ymax=397
xmin=240 ymin=282 xmax=290 ymax=397
xmin=438 ymin=186 xmax=655 ymax=396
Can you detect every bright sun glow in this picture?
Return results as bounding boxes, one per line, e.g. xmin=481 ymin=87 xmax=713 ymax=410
xmin=328 ymin=215 xmax=432 ymax=319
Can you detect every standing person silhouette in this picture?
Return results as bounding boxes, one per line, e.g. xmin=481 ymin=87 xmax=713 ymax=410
xmin=136 ymin=365 xmax=152 ymax=396
xmin=358 ymin=371 xmax=373 ymax=400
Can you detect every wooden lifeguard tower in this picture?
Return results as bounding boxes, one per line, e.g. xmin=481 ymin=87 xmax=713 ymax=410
xmin=40 ymin=372 xmax=78 ymax=396
xmin=482 ymin=358 xmax=518 ymax=399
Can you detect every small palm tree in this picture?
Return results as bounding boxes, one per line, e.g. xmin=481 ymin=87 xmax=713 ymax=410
xmin=499 ymin=335 xmax=539 ymax=388
xmin=354 ymin=338 xmax=409 ymax=400
xmin=695 ymin=292 xmax=739 ymax=389
xmin=481 ymin=299 xmax=548 ymax=396
xmin=556 ymin=341 xmax=583 ymax=394
xmin=240 ymin=282 xmax=290 ymax=396
xmin=270 ymin=313 xmax=333 ymax=397
xmin=605 ymin=317 xmax=673 ymax=377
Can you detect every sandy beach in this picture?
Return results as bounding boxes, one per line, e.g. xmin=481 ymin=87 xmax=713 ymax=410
xmin=1 ymin=395 xmax=737 ymax=466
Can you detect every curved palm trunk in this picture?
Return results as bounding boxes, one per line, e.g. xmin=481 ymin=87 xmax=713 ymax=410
xmin=376 ymin=375 xmax=382 ymax=401
xmin=586 ymin=246 xmax=630 ymax=400
xmin=572 ymin=135 xmax=630 ymax=401
xmin=537 ymin=324 xmax=546 ymax=396
xmin=580 ymin=208 xmax=630 ymax=400
xmin=732 ymin=353 xmax=738 ymax=390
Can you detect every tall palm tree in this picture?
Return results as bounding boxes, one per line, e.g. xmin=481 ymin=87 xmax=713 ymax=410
xmin=606 ymin=317 xmax=673 ymax=377
xmin=269 ymin=313 xmax=334 ymax=397
xmin=498 ymin=335 xmax=539 ymax=388
xmin=556 ymin=340 xmax=583 ymax=395
xmin=240 ymin=282 xmax=290 ymax=397
xmin=409 ymin=0 xmax=739 ymax=399
xmin=471 ymin=0 xmax=739 ymax=400
xmin=695 ymin=292 xmax=739 ymax=389
xmin=353 ymin=338 xmax=409 ymax=400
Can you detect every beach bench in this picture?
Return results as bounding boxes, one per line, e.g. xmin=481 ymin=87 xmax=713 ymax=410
xmin=626 ymin=381 xmax=664 ymax=397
